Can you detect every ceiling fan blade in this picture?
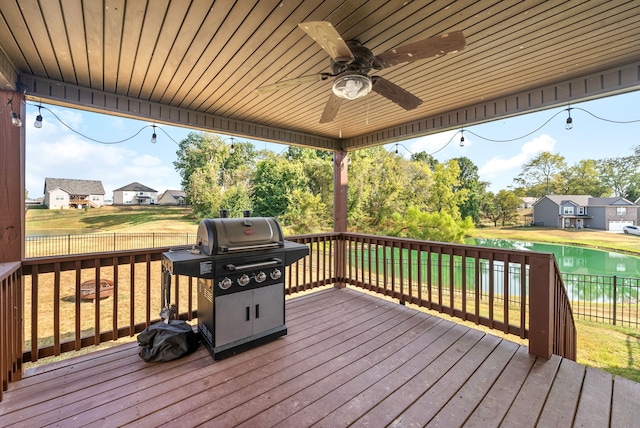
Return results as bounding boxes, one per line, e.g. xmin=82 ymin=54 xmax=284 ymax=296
xmin=255 ymin=74 xmax=331 ymax=94
xmin=319 ymin=93 xmax=343 ymax=123
xmin=377 ymin=31 xmax=466 ymax=68
xmin=371 ymin=77 xmax=423 ymax=110
xmin=298 ymin=21 xmax=354 ymax=62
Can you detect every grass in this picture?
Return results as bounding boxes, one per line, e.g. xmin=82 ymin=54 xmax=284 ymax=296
xmin=23 ymin=207 xmax=640 ymax=382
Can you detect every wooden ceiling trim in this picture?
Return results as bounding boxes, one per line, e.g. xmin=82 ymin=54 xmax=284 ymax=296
xmin=0 ymin=1 xmax=44 ymax=76
xmin=102 ymin=0 xmax=126 ymax=94
xmin=174 ymin=1 xmax=267 ymax=110
xmin=38 ymin=1 xmax=76 ymax=83
xmin=136 ymin=0 xmax=190 ymax=100
xmin=0 ymin=45 xmax=17 ymax=89
xmin=82 ymin=0 xmax=105 ymax=91
xmin=60 ymin=0 xmax=90 ymax=88
xmin=161 ymin=1 xmax=243 ymax=107
xmin=21 ymin=74 xmax=338 ymax=150
xmin=143 ymin=1 xmax=214 ymax=102
xmin=156 ymin=1 xmax=231 ymax=105
xmin=203 ymin=0 xmax=334 ymax=117
xmin=115 ymin=0 xmax=147 ymax=95
xmin=343 ymin=61 xmax=640 ymax=150
xmin=402 ymin=12 xmax=640 ymax=123
xmin=128 ymin=0 xmax=169 ymax=99
xmin=194 ymin=1 xmax=309 ymax=114
xmin=204 ymin=2 xmax=344 ymax=120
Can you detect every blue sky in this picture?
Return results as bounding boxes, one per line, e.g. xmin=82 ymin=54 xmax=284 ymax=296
xmin=24 ymin=90 xmax=640 ymax=199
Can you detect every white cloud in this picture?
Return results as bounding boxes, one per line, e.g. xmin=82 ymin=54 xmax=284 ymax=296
xmin=478 ymin=134 xmax=556 ymax=178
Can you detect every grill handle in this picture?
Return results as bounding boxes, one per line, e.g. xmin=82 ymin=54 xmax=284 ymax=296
xmin=225 ymin=258 xmax=282 ymax=272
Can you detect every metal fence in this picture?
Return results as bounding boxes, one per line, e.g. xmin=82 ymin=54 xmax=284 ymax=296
xmin=25 ymin=233 xmax=197 ymax=257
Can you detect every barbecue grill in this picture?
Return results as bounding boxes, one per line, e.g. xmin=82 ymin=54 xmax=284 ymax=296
xmin=161 ymin=210 xmax=308 ymax=360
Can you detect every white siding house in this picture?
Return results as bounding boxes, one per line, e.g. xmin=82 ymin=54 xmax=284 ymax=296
xmin=113 ymin=182 xmax=158 ymax=205
xmin=43 ymin=178 xmax=105 ymax=209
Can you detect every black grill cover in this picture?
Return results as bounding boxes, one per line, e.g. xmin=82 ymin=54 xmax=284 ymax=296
xmin=137 ymin=320 xmax=199 ymax=362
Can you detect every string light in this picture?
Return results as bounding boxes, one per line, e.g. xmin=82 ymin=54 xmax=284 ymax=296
xmin=222 ymin=136 xmax=236 ymax=154
xmin=7 ymin=98 xmax=22 ymax=127
xmin=151 ymin=125 xmax=157 ymax=144
xmin=459 ymin=130 xmax=465 ymax=147
xmin=34 ymin=105 xmax=43 ymax=128
xmin=565 ymin=107 xmax=573 ymax=130
xmin=26 ymin=102 xmax=180 ymax=145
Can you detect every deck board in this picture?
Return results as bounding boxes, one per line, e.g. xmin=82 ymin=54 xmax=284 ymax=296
xmin=1 ymin=287 xmax=639 ymax=427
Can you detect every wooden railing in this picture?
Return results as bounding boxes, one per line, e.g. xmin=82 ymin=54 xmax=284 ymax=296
xmin=335 ymin=233 xmax=576 ymax=360
xmin=1 ymin=232 xmax=576 ymax=400
xmin=1 ymin=262 xmax=22 ymax=402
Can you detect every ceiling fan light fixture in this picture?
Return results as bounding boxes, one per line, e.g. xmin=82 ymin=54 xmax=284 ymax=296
xmin=332 ymin=74 xmax=372 ymax=100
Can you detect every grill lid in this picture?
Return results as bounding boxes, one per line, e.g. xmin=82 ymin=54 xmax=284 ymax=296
xmin=197 ymin=217 xmax=284 ymax=255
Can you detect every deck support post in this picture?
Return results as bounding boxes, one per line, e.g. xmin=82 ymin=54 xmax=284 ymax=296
xmin=528 ymin=253 xmax=555 ymax=359
xmin=0 ymin=90 xmax=25 ymax=264
xmin=333 ymin=150 xmax=348 ymax=288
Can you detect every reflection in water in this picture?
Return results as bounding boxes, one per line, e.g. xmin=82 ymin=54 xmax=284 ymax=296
xmin=469 ymin=238 xmax=640 ymax=279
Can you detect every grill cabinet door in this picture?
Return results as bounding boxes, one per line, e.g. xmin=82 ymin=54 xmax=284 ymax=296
xmin=214 ymin=283 xmax=285 ymax=347
xmin=252 ymin=283 xmax=285 ymax=333
xmin=215 ymin=291 xmax=253 ymax=347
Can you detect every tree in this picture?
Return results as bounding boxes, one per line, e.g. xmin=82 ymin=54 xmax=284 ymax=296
xmin=251 ymin=157 xmax=308 ymax=217
xmin=481 ymin=190 xmax=521 ymax=226
xmin=425 ymin=160 xmax=466 ymax=218
xmin=451 ymin=157 xmax=484 ymax=223
xmin=514 ymin=151 xmax=567 ymax=196
xmin=173 ymin=132 xmax=255 ymax=218
xmin=597 ymin=150 xmax=640 ymax=197
xmin=561 ymin=159 xmax=610 ymax=197
xmin=384 ymin=206 xmax=474 ymax=243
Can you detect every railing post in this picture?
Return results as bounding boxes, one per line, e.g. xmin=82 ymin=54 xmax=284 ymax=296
xmin=334 ymin=234 xmax=346 ymax=288
xmin=612 ymin=275 xmax=617 ymax=326
xmin=528 ymin=253 xmax=554 ymax=359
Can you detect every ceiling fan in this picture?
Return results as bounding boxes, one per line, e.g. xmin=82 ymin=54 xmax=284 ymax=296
xmin=255 ymin=21 xmax=466 ymax=123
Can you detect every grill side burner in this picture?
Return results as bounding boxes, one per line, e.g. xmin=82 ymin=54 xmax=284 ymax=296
xmin=161 ymin=214 xmax=308 ymax=360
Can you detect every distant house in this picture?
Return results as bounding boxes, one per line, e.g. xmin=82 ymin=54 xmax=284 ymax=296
xmin=158 ymin=189 xmax=187 ymax=206
xmin=43 ymin=178 xmax=105 ymax=209
xmin=532 ymin=195 xmax=638 ymax=231
xmin=519 ymin=197 xmax=538 ymax=209
xmin=113 ymin=182 xmax=158 ymax=205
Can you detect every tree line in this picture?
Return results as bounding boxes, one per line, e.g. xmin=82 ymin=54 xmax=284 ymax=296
xmin=173 ymin=133 xmax=640 ymax=241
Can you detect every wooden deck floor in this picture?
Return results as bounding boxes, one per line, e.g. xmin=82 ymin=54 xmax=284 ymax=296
xmin=2 ymin=287 xmax=639 ymax=427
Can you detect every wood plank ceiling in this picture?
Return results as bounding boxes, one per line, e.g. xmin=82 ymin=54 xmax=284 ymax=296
xmin=0 ymin=0 xmax=639 ymax=152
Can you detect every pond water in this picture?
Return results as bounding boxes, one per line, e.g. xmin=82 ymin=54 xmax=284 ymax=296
xmin=468 ymin=238 xmax=640 ymax=279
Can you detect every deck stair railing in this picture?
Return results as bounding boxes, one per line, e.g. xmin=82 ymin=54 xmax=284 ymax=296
xmin=1 ymin=232 xmax=576 ymax=402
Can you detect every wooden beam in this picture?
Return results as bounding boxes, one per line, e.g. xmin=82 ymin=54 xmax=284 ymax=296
xmin=0 ymin=90 xmax=25 ymax=263
xmin=20 ymin=75 xmax=339 ymax=150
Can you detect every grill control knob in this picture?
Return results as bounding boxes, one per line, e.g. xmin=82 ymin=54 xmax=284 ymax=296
xmin=238 ymin=274 xmax=250 ymax=286
xmin=270 ymin=269 xmax=282 ymax=280
xmin=219 ymin=277 xmax=232 ymax=290
xmin=256 ymin=271 xmax=267 ymax=283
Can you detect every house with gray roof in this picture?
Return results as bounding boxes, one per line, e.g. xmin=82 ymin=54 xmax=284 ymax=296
xmin=43 ymin=178 xmax=105 ymax=209
xmin=113 ymin=182 xmax=158 ymax=205
xmin=158 ymin=189 xmax=187 ymax=206
xmin=532 ymin=195 xmax=638 ymax=231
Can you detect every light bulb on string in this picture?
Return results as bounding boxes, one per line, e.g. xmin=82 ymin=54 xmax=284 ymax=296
xmin=34 ymin=106 xmax=43 ymax=128
xmin=459 ymin=130 xmax=465 ymax=147
xmin=151 ymin=125 xmax=157 ymax=143
xmin=10 ymin=111 xmax=22 ymax=127
xmin=565 ymin=108 xmax=573 ymax=130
